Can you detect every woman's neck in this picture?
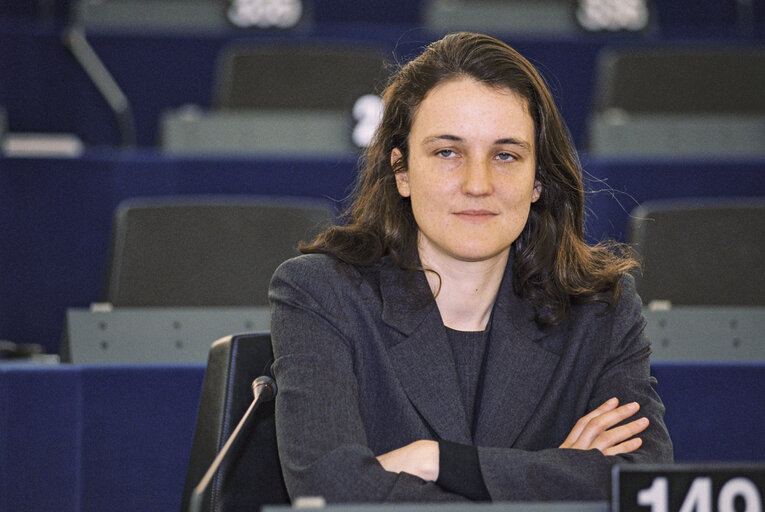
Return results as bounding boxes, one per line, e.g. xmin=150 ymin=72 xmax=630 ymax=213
xmin=420 ymin=247 xmax=509 ymax=332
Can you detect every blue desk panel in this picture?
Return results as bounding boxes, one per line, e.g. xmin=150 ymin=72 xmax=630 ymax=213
xmin=653 ymin=362 xmax=765 ymax=463
xmin=0 ymin=363 xmax=205 ymax=512
xmin=1 ymin=361 xmax=762 ymax=512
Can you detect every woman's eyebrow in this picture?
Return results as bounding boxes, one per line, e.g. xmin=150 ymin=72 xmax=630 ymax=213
xmin=495 ymin=138 xmax=532 ymax=151
xmin=422 ymin=134 xmax=463 ymax=144
xmin=422 ymin=134 xmax=532 ymax=151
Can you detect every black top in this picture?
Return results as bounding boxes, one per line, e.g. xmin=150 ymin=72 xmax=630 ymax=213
xmin=436 ymin=327 xmax=491 ymax=500
xmin=445 ymin=326 xmax=488 ymax=431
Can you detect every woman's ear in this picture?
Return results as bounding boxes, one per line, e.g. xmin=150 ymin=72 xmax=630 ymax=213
xmin=531 ymin=179 xmax=542 ymax=202
xmin=391 ymin=148 xmax=410 ymax=198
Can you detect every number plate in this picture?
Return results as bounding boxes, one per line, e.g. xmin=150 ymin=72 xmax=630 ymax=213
xmin=613 ymin=464 xmax=765 ymax=512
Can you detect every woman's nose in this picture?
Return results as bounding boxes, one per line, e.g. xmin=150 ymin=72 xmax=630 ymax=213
xmin=461 ymin=158 xmax=493 ymax=196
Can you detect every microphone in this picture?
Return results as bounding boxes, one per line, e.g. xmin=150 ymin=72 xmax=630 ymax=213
xmin=253 ymin=375 xmax=277 ymax=402
xmin=188 ymin=375 xmax=277 ymax=512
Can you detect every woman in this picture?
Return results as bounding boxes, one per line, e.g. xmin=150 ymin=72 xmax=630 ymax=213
xmin=268 ymin=32 xmax=673 ymax=503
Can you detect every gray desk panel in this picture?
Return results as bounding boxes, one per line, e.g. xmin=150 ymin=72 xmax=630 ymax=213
xmin=65 ymin=306 xmax=270 ymax=364
xmin=588 ymin=113 xmax=765 ymax=158
xmin=644 ymin=306 xmax=764 ymax=361
xmin=160 ymin=109 xmax=358 ymax=157
xmin=64 ymin=306 xmax=764 ymax=364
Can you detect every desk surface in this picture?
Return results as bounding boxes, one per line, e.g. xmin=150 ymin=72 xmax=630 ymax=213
xmin=263 ymin=503 xmax=608 ymax=512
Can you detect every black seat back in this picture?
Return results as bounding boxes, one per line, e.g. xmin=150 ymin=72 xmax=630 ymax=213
xmin=181 ymin=332 xmax=289 ymax=512
xmin=629 ymin=198 xmax=765 ymax=306
xmin=105 ymin=196 xmax=334 ymax=307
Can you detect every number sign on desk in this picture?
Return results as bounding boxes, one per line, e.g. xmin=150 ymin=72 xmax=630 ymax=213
xmin=613 ymin=464 xmax=765 ymax=512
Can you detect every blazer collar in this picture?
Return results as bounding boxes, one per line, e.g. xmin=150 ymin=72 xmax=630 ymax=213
xmin=473 ymin=263 xmax=561 ymax=447
xmin=379 ymin=260 xmax=473 ymax=443
xmin=377 ymin=257 xmax=561 ymax=447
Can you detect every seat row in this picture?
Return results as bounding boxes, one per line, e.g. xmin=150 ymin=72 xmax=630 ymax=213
xmin=164 ymin=41 xmax=765 ymax=159
xmin=99 ymin=196 xmax=765 ymax=310
xmin=5 ymin=0 xmax=764 ymax=35
xmin=49 ymin=195 xmax=763 ymax=366
xmin=3 ymin=0 xmax=765 ymax=156
xmin=4 ymin=36 xmax=765 ymax=159
xmin=2 ymin=152 xmax=763 ymax=355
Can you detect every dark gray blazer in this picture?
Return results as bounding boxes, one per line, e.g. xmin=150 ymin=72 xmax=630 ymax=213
xmin=268 ymin=253 xmax=673 ymax=503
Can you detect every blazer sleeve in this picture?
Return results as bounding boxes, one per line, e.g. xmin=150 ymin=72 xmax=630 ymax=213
xmin=476 ymin=275 xmax=674 ymax=502
xmin=268 ymin=256 xmax=468 ymax=503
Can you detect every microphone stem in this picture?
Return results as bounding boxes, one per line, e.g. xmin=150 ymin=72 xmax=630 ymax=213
xmin=62 ymin=25 xmax=136 ymax=148
xmin=189 ymin=385 xmax=269 ymax=512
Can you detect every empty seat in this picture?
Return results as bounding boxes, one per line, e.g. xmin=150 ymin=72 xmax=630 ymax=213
xmin=425 ymin=0 xmax=654 ymax=34
xmin=213 ymin=44 xmax=386 ymax=111
xmin=73 ymin=0 xmax=231 ymax=32
xmin=588 ymin=46 xmax=765 ymax=158
xmin=104 ymin=196 xmax=334 ymax=307
xmin=161 ymin=43 xmax=386 ymax=156
xmin=424 ymin=0 xmax=580 ymax=35
xmin=629 ymin=198 xmax=765 ymax=306
xmin=181 ymin=332 xmax=288 ymax=512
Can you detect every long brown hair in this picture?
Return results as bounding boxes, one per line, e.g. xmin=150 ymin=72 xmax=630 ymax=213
xmin=302 ymin=32 xmax=637 ymax=327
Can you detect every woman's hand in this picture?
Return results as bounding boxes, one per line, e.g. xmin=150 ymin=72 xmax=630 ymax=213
xmin=559 ymin=397 xmax=649 ymax=456
xmin=376 ymin=440 xmax=440 ymax=481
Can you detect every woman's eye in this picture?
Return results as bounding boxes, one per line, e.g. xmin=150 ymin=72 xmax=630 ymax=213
xmin=496 ymin=152 xmax=516 ymax=161
xmin=436 ymin=149 xmax=455 ymax=158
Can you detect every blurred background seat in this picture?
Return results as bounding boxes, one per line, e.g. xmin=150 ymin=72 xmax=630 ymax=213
xmin=629 ymin=197 xmax=765 ymax=307
xmin=424 ymin=0 xmax=581 ymax=35
xmin=424 ymin=0 xmax=656 ymax=36
xmin=160 ymin=43 xmax=387 ymax=156
xmin=587 ymin=45 xmax=765 ymax=158
xmin=72 ymin=0 xmax=234 ymax=33
xmin=212 ymin=44 xmax=386 ymax=110
xmin=105 ymin=196 xmax=335 ymax=307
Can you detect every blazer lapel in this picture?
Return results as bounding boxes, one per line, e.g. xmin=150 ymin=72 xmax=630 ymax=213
xmin=474 ymin=264 xmax=561 ymax=447
xmin=379 ymin=263 xmax=473 ymax=444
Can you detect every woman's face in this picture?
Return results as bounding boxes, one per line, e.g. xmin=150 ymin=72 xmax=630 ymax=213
xmin=393 ymin=76 xmax=541 ymax=267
